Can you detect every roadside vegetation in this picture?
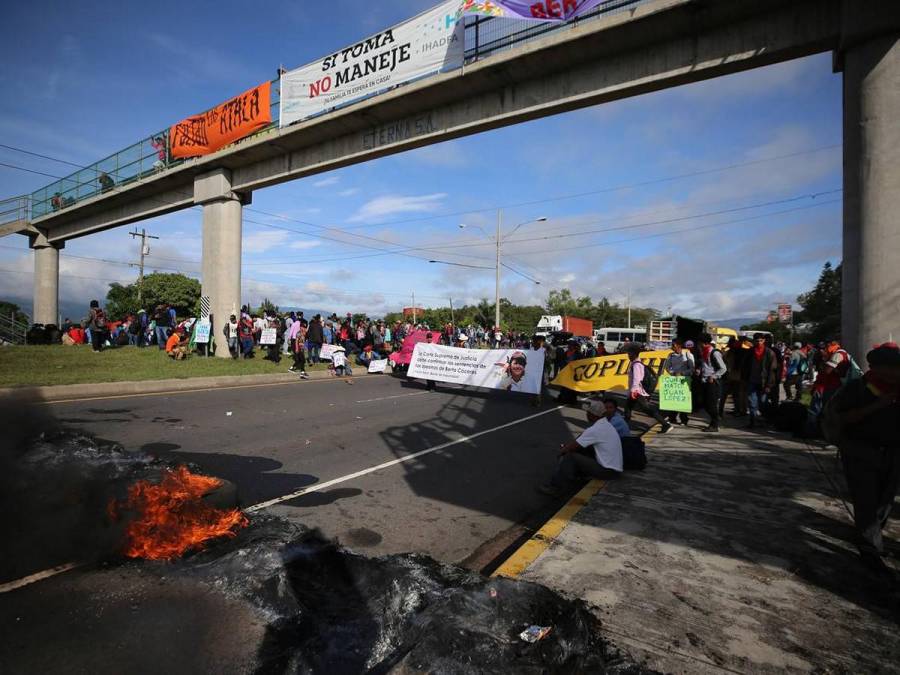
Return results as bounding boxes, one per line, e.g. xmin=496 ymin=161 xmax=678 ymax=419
xmin=0 ymin=345 xmax=329 ymax=388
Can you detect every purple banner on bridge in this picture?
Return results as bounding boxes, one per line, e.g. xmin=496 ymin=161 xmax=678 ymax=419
xmin=457 ymin=0 xmax=607 ymax=21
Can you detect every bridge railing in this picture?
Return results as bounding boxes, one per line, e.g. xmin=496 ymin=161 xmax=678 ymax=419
xmin=0 ymin=195 xmax=31 ymax=227
xmin=27 ymin=0 xmax=644 ymax=222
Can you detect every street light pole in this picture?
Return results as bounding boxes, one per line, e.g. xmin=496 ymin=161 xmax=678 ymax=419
xmin=495 ymin=209 xmax=502 ymax=330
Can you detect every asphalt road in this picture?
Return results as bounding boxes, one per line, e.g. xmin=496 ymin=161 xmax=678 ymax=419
xmin=38 ymin=373 xmax=596 ymax=569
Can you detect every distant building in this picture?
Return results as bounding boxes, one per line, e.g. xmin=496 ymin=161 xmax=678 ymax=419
xmin=403 ymin=307 xmax=424 ymax=318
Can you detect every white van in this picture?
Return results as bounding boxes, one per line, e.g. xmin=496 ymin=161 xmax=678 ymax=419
xmin=593 ymin=327 xmax=647 ymax=352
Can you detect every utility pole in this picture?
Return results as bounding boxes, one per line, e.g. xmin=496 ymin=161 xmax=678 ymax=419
xmin=129 ymin=228 xmax=159 ymax=305
xmin=495 ymin=209 xmax=502 ymax=330
xmin=449 ymin=297 xmax=455 ymax=326
xmin=412 ymin=291 xmax=416 ymax=326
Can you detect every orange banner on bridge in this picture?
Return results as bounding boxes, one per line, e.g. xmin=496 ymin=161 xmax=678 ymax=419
xmin=169 ymin=81 xmax=271 ymax=159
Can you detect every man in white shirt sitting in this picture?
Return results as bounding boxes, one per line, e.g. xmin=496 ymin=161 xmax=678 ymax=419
xmin=538 ymin=400 xmax=623 ymax=497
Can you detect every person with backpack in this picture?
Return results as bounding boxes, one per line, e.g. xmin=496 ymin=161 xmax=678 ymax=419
xmin=87 ymin=300 xmax=107 ymax=353
xmin=624 ymin=344 xmax=672 ymax=434
xmin=784 ymin=342 xmax=808 ymax=401
xmin=698 ymin=333 xmax=728 ymax=433
xmin=537 ymin=399 xmax=623 ymax=497
xmin=823 ymin=343 xmax=900 ymax=577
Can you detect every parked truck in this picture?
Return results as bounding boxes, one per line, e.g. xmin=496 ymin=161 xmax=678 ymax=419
xmin=648 ymin=316 xmax=739 ymax=350
xmin=536 ymin=315 xmax=593 ymax=338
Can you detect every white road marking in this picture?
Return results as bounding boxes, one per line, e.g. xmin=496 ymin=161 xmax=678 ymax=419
xmin=245 ymin=405 xmax=564 ymax=513
xmin=355 ymin=392 xmax=429 ymax=404
xmin=1 ymin=405 xmax=565 ymax=592
xmin=0 ymin=562 xmax=82 ymax=594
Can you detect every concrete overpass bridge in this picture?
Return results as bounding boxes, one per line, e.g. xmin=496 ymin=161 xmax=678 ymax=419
xmin=2 ymin=0 xmax=898 ymax=357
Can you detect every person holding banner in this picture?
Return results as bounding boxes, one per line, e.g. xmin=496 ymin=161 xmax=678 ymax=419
xmin=662 ymin=339 xmax=694 ymax=426
xmin=538 ymin=400 xmax=623 ymax=497
xmin=624 ymin=345 xmax=672 ymax=434
xmin=423 ymin=333 xmax=437 ymax=392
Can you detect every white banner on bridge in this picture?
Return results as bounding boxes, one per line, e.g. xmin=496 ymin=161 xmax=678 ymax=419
xmin=408 ymin=344 xmax=544 ymax=394
xmin=280 ymin=0 xmax=463 ymax=127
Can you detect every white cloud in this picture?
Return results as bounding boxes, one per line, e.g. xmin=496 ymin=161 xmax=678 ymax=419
xmin=338 ymin=188 xmax=359 ymax=197
xmin=313 ymin=175 xmax=340 ymax=188
xmin=289 ymin=240 xmax=322 ymax=250
xmin=243 ymin=230 xmax=290 ymax=254
xmin=406 ymin=141 xmax=469 ymax=168
xmin=347 ymin=193 xmax=447 ymax=222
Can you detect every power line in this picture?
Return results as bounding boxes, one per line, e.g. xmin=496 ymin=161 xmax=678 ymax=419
xmin=507 ymin=198 xmax=843 ymax=256
xmin=2 ymin=138 xmax=841 ymax=250
xmin=0 ymin=161 xmax=64 ymax=180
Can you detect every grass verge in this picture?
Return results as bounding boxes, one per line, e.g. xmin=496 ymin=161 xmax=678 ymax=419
xmin=0 ymin=345 xmax=332 ymax=388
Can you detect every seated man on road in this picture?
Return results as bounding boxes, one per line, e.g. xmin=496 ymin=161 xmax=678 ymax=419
xmin=165 ymin=327 xmax=189 ymax=360
xmin=538 ymin=400 xmax=623 ymax=497
xmin=602 ymin=398 xmax=632 ymax=438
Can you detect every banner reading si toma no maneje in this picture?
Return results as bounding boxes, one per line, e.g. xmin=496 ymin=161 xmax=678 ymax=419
xmin=170 ymin=81 xmax=271 ymax=159
xmin=408 ymin=343 xmax=544 ymax=395
xmin=280 ymin=1 xmax=463 ymax=127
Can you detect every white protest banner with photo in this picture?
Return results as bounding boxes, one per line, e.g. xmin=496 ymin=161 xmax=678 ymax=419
xmin=408 ymin=344 xmax=544 ymax=394
xmin=193 ymin=319 xmax=211 ymax=344
xmin=280 ymin=0 xmax=463 ymax=126
xmin=320 ymin=344 xmax=340 ymax=361
xmin=260 ymin=328 xmax=277 ymax=345
xmin=368 ymin=359 xmax=389 ymax=373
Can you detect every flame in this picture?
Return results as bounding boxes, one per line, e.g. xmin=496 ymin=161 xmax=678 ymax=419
xmin=113 ymin=466 xmax=248 ymax=560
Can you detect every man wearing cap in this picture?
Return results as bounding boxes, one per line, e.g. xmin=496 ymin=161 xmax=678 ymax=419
xmin=538 ymin=400 xmax=623 ymax=497
xmin=824 ymin=343 xmax=900 ymax=576
xmin=697 ymin=333 xmax=727 ymax=432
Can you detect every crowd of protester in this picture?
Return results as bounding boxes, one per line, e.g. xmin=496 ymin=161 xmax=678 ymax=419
xmin=25 ymin=295 xmax=900 ymax=579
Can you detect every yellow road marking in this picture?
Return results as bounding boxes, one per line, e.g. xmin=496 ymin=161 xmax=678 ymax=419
xmin=491 ymin=422 xmax=662 ymax=579
xmin=492 ymin=479 xmax=606 ymax=579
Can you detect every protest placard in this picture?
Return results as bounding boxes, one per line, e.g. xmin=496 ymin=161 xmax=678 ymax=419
xmin=260 ymin=328 xmax=277 ymax=345
xmin=320 ymin=344 xmax=339 ymax=361
xmin=368 ymin=359 xmax=388 ymax=373
xmin=193 ymin=319 xmax=211 ymax=344
xmin=659 ymin=375 xmax=692 ymax=412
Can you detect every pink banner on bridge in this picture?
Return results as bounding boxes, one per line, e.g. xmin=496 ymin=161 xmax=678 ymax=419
xmin=457 ymin=0 xmax=607 ymax=21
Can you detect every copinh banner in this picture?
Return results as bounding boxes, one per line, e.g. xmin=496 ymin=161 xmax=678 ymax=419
xmin=456 ymin=0 xmax=608 ymax=21
xmin=551 ymin=350 xmax=671 ymax=393
xmin=408 ymin=343 xmax=545 ymax=394
xmin=280 ymin=0 xmax=464 ymax=127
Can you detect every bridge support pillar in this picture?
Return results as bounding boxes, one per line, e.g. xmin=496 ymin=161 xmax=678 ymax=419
xmin=30 ymin=232 xmax=63 ymax=326
xmin=840 ymin=22 xmax=900 ymax=358
xmin=195 ymin=169 xmax=250 ymax=357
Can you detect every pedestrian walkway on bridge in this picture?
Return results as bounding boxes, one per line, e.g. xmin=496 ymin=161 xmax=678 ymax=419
xmin=517 ymin=422 xmax=899 ymax=673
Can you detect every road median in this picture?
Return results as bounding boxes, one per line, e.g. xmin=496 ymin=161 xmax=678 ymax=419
xmin=0 ymin=369 xmax=357 ymax=403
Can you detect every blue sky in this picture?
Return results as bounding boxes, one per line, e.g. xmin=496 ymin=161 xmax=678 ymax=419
xmin=0 ymin=1 xmax=842 ymax=321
